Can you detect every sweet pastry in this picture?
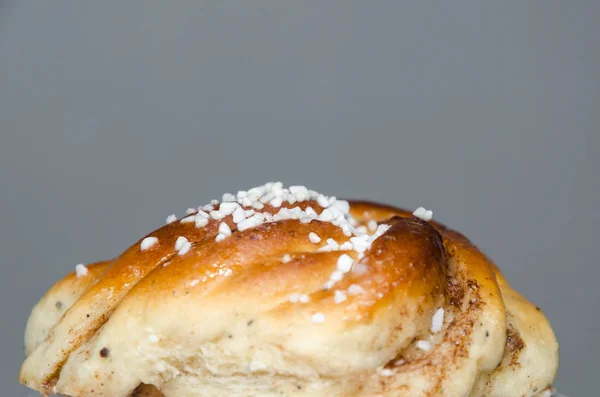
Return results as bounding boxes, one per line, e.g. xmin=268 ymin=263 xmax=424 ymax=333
xmin=20 ymin=183 xmax=558 ymax=396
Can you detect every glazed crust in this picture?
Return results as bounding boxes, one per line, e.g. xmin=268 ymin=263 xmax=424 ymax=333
xmin=21 ymin=200 xmax=558 ymax=397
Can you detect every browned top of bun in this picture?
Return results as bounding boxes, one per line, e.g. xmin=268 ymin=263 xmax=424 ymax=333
xmin=21 ymin=183 xmax=558 ymax=397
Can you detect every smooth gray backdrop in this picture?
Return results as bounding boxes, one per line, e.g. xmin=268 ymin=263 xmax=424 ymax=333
xmin=1 ymin=2 xmax=598 ymax=396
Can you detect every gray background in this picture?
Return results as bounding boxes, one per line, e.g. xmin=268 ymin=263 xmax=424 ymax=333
xmin=0 ymin=1 xmax=597 ymax=396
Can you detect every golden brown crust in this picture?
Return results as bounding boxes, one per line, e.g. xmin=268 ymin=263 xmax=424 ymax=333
xmin=130 ymin=384 xmax=164 ymax=397
xmin=23 ymin=260 xmax=112 ymax=357
xmin=20 ymin=199 xmax=558 ymax=397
